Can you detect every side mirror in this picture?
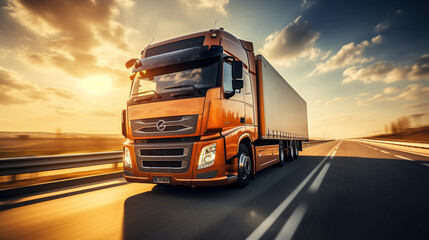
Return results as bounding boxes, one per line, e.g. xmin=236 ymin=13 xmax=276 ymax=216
xmin=232 ymin=61 xmax=243 ymax=79
xmin=125 ymin=58 xmax=138 ymax=68
xmin=232 ymin=79 xmax=243 ymax=90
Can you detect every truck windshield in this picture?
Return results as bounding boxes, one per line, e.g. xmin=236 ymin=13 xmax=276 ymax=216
xmin=131 ymin=58 xmax=218 ymax=97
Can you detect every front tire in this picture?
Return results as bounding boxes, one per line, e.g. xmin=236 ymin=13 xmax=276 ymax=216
xmin=236 ymin=144 xmax=252 ymax=188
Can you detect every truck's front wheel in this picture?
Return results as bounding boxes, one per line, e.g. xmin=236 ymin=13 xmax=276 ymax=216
xmin=236 ymin=144 xmax=251 ymax=188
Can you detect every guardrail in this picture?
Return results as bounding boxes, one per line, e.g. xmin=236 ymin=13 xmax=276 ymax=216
xmin=302 ymin=140 xmax=332 ymax=147
xmin=0 ymin=141 xmax=329 ymax=177
xmin=358 ymin=139 xmax=429 ymax=149
xmin=0 ymin=151 xmax=123 ymax=176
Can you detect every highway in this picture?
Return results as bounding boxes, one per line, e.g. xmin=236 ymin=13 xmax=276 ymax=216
xmin=1 ymin=140 xmax=428 ymax=240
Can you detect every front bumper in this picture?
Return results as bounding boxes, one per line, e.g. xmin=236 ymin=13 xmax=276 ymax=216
xmin=123 ymin=137 xmax=237 ymax=186
xmin=123 ymin=174 xmax=237 ymax=186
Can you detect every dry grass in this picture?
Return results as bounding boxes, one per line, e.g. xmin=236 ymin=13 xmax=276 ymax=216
xmin=368 ymin=126 xmax=429 ymax=143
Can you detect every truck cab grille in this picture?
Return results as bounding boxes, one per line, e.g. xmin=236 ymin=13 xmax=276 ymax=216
xmin=131 ymin=115 xmax=198 ymax=137
xmin=143 ymin=161 xmax=182 ymax=168
xmin=134 ymin=141 xmax=194 ymax=173
xmin=140 ymin=148 xmax=184 ymax=156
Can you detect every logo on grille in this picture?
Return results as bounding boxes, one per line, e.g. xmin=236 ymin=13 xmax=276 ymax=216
xmin=156 ymin=120 xmax=166 ymax=131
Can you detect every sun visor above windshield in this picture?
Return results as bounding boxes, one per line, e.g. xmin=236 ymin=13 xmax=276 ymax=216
xmin=132 ymin=45 xmax=223 ymax=73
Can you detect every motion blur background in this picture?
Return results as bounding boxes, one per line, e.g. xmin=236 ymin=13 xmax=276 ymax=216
xmin=0 ymin=0 xmax=428 ymax=159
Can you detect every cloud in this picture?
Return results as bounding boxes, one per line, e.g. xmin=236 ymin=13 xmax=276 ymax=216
xmin=310 ymin=35 xmax=382 ymax=75
xmin=342 ymin=54 xmax=429 ymax=83
xmin=371 ymin=35 xmax=383 ymax=44
xmin=402 ymin=102 xmax=429 ymax=109
xmin=393 ymin=84 xmax=429 ymax=101
xmin=356 ymin=84 xmax=429 ymax=106
xmin=0 ymin=66 xmax=76 ymax=105
xmin=300 ymin=0 xmax=316 ymax=9
xmin=374 ymin=22 xmax=390 ymax=33
xmin=0 ymin=49 xmax=13 ymax=59
xmin=382 ymin=87 xmax=399 ymax=95
xmin=308 ymin=98 xmax=324 ymax=104
xmin=308 ymin=97 xmax=346 ymax=105
xmin=5 ymin=0 xmax=133 ymax=86
xmin=258 ymin=16 xmax=320 ymax=66
xmin=355 ymin=93 xmax=371 ymax=106
xmin=357 ymin=93 xmax=370 ymax=97
xmin=326 ymin=97 xmax=346 ymax=104
xmin=180 ymin=0 xmax=230 ymax=15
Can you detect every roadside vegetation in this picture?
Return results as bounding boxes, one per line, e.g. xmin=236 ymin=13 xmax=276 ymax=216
xmin=369 ymin=114 xmax=429 ymax=143
xmin=0 ymin=132 xmax=123 ymax=158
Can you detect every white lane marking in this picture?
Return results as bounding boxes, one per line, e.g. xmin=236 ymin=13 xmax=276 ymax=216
xmin=274 ymin=204 xmax=308 ymax=240
xmin=394 ymin=155 xmax=413 ymax=161
xmin=355 ymin=140 xmax=429 ymax=158
xmin=330 ymin=150 xmax=337 ymax=159
xmin=422 ymin=163 xmax=429 ymax=167
xmin=246 ymin=141 xmax=342 ymax=240
xmin=380 ymin=150 xmax=390 ymax=154
xmin=308 ymin=162 xmax=331 ymax=193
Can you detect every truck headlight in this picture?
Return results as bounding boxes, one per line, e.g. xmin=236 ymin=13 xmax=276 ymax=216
xmin=123 ymin=147 xmax=132 ymax=168
xmin=197 ymin=143 xmax=216 ymax=170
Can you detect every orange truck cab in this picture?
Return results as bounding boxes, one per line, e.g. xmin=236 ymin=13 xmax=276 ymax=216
xmin=122 ymin=29 xmax=308 ymax=187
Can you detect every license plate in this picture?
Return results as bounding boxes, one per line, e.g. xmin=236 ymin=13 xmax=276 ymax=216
xmin=153 ymin=176 xmax=171 ymax=184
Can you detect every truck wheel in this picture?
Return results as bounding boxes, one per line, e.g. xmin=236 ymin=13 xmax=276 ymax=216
xmin=277 ymin=141 xmax=285 ymax=167
xmin=294 ymin=142 xmax=299 ymax=159
xmin=287 ymin=141 xmax=295 ymax=161
xmin=236 ymin=144 xmax=251 ymax=188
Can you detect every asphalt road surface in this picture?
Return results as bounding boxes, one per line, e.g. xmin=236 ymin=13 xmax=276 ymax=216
xmin=1 ymin=140 xmax=428 ymax=240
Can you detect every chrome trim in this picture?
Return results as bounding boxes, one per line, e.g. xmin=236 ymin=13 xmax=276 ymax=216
xmin=239 ymin=152 xmax=251 ymax=179
xmin=260 ymin=158 xmax=278 ymax=167
xmin=131 ymin=115 xmax=198 ymax=137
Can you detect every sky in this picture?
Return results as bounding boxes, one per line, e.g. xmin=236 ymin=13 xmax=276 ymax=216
xmin=0 ymin=0 xmax=428 ymax=138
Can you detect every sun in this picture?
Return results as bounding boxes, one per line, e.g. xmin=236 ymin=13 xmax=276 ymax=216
xmin=81 ymin=75 xmax=112 ymax=95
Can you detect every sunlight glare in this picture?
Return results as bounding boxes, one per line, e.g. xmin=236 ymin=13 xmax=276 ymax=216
xmin=81 ymin=75 xmax=112 ymax=95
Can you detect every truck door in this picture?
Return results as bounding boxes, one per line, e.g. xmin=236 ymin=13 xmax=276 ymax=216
xmin=222 ymin=60 xmax=244 ymax=128
xmin=222 ymin=59 xmax=245 ymax=161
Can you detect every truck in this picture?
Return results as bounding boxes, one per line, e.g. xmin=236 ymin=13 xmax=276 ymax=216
xmin=122 ymin=29 xmax=308 ymax=187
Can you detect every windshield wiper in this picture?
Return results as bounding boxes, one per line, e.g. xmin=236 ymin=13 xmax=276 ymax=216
xmin=165 ymin=84 xmax=201 ymax=98
xmin=165 ymin=84 xmax=200 ymax=92
xmin=133 ymin=90 xmax=161 ymax=102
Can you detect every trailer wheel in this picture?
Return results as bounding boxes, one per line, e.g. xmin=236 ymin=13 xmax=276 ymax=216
xmin=294 ymin=141 xmax=299 ymax=159
xmin=236 ymin=144 xmax=251 ymax=188
xmin=277 ymin=141 xmax=285 ymax=167
xmin=287 ymin=141 xmax=295 ymax=161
